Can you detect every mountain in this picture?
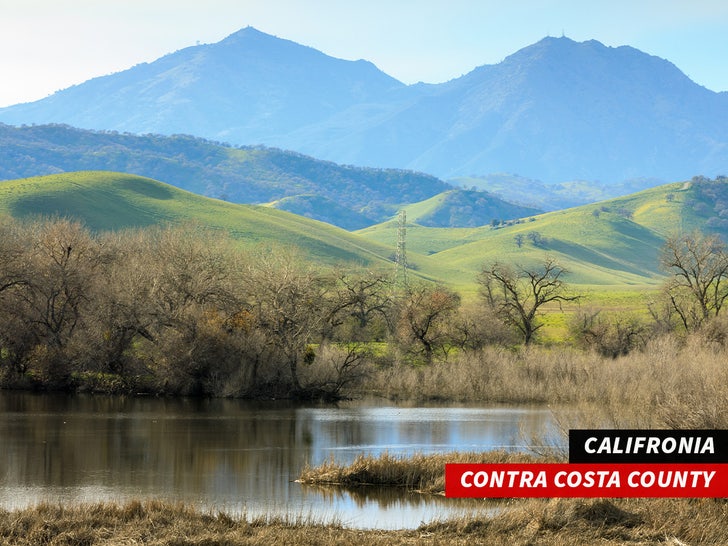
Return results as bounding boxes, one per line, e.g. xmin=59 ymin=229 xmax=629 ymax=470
xmin=452 ymin=174 xmax=665 ymax=211
xmin=0 ymin=27 xmax=403 ymax=142
xmin=296 ymin=36 xmax=728 ymax=182
xmin=0 ymin=123 xmax=450 ymax=228
xmin=1 ymin=31 xmax=726 ymax=183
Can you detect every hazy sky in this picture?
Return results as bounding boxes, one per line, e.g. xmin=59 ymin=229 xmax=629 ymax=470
xmin=1 ymin=0 xmax=726 ymax=107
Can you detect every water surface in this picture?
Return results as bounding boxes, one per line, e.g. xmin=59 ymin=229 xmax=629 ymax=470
xmin=0 ymin=393 xmax=559 ymax=529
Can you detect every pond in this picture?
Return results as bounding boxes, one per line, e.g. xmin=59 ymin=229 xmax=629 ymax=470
xmin=0 ymin=392 xmax=560 ymax=529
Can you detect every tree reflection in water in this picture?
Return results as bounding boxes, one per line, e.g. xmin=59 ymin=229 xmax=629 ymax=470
xmin=0 ymin=393 xmax=555 ymax=529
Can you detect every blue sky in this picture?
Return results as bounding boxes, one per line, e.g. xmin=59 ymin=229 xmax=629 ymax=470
xmin=1 ymin=0 xmax=726 ymax=107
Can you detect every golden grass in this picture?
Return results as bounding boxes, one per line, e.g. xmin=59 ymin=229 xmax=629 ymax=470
xmin=298 ymin=451 xmax=555 ymax=494
xmin=366 ymin=335 xmax=728 ymax=429
xmin=5 ymin=329 xmax=728 ymax=543
xmin=1 ymin=497 xmax=726 ymax=545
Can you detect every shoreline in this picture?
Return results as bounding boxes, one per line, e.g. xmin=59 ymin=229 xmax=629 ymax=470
xmin=1 ymin=497 xmax=723 ymax=545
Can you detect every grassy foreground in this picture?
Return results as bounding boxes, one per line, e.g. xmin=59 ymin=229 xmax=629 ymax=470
xmin=297 ymin=452 xmax=728 ymax=544
xmin=2 ymin=497 xmax=725 ymax=545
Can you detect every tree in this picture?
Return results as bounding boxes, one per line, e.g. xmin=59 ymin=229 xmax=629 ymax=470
xmin=20 ymin=219 xmax=102 ymax=350
xmin=245 ymin=248 xmax=330 ymax=391
xmin=478 ymin=257 xmax=579 ymax=344
xmin=324 ymin=271 xmax=393 ymax=341
xmin=79 ymin=225 xmax=249 ymax=395
xmin=527 ymin=231 xmax=547 ymax=247
xmin=657 ymin=231 xmax=728 ymax=331
xmin=571 ymin=309 xmax=646 ymax=358
xmin=0 ymin=218 xmax=103 ymax=385
xmin=395 ymin=283 xmax=460 ymax=363
xmin=0 ymin=219 xmax=35 ymax=376
xmin=0 ymin=219 xmax=29 ymax=295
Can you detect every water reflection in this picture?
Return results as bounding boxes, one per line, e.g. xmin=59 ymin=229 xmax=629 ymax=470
xmin=0 ymin=393 xmax=558 ymax=529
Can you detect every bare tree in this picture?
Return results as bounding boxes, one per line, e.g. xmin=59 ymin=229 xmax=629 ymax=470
xmin=396 ymin=283 xmax=460 ymax=363
xmin=658 ymin=231 xmax=728 ymax=331
xmin=0 ymin=219 xmax=34 ymax=376
xmin=21 ymin=219 xmax=102 ymax=350
xmin=245 ymin=248 xmax=330 ymax=391
xmin=479 ymin=257 xmax=579 ymax=344
xmin=142 ymin=226 xmax=245 ymax=394
xmin=301 ymin=342 xmax=372 ymax=400
xmin=0 ymin=218 xmax=104 ymax=385
xmin=571 ymin=308 xmax=646 ymax=358
xmin=0 ymin=219 xmax=29 ymax=295
xmin=325 ymin=271 xmax=393 ymax=340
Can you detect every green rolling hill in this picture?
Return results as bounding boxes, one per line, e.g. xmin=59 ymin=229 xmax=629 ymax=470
xmin=0 ymin=123 xmax=450 ymax=230
xmin=401 ymin=189 xmax=541 ymax=228
xmin=266 ymin=194 xmax=376 ymax=231
xmin=358 ymin=178 xmax=728 ymax=290
xmin=2 ymin=171 xmax=727 ymax=295
xmin=0 ymin=171 xmax=403 ymax=270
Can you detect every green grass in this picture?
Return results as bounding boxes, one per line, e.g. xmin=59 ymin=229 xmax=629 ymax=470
xmin=1 ymin=172 xmax=719 ymax=302
xmin=0 ymin=171 xmax=398 ymax=269
xmin=358 ymin=180 xmax=716 ymax=291
xmin=390 ymin=188 xmax=540 ymax=228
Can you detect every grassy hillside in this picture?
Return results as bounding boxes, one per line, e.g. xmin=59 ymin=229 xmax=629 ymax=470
xmin=3 ymin=172 xmax=726 ymax=297
xmin=359 ymin=179 xmax=728 ymax=290
xmin=0 ymin=124 xmax=450 ymax=229
xmin=266 ymin=194 xmax=375 ymax=230
xmin=403 ymin=189 xmax=541 ymax=228
xmin=0 ymin=171 xmax=402 ymax=269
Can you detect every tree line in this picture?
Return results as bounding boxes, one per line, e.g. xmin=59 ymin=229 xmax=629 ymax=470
xmin=1 ymin=217 xmax=726 ymax=399
xmin=0 ymin=217 xmax=467 ymax=398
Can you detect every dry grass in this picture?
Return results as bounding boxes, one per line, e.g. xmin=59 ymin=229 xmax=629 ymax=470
xmin=1 ymin=497 xmax=726 ymax=545
xmin=423 ymin=497 xmax=728 ymax=545
xmin=366 ymin=335 xmax=728 ymax=429
xmin=298 ymin=450 xmax=555 ymax=494
xmin=5 ymin=333 xmax=728 ymax=544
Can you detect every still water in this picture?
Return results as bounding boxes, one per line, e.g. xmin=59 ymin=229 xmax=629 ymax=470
xmin=0 ymin=392 xmax=558 ymax=529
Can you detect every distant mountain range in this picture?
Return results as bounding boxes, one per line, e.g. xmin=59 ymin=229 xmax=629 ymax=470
xmin=1 ymin=27 xmax=726 ymax=183
xmin=0 ymin=123 xmax=537 ymax=229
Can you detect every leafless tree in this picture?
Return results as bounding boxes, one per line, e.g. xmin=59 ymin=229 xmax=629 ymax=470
xmin=658 ymin=231 xmax=728 ymax=331
xmin=325 ymin=271 xmax=393 ymax=340
xmin=245 ymin=248 xmax=330 ymax=391
xmin=479 ymin=257 xmax=579 ymax=344
xmin=396 ymin=282 xmax=460 ymax=363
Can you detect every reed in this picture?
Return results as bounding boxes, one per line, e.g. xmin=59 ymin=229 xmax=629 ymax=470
xmin=298 ymin=450 xmax=553 ymax=494
xmin=0 ymin=498 xmax=725 ymax=545
xmin=366 ymin=336 xmax=728 ymax=429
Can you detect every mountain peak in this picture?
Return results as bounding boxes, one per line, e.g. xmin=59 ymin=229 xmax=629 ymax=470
xmin=492 ymin=35 xmax=698 ymax=91
xmin=218 ymin=26 xmax=292 ymax=47
xmin=0 ymin=32 xmax=725 ymax=184
xmin=507 ymin=36 xmax=614 ymax=62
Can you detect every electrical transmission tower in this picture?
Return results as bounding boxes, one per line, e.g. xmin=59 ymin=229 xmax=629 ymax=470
xmin=394 ymin=209 xmax=408 ymax=288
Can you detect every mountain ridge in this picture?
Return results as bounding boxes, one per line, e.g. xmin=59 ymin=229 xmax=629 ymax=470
xmin=0 ymin=123 xmax=457 ymax=228
xmin=0 ymin=26 xmax=403 ymax=141
xmin=0 ymin=29 xmax=726 ymax=184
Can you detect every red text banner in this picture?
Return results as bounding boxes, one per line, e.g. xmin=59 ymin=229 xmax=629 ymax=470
xmin=445 ymin=463 xmax=728 ymax=498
